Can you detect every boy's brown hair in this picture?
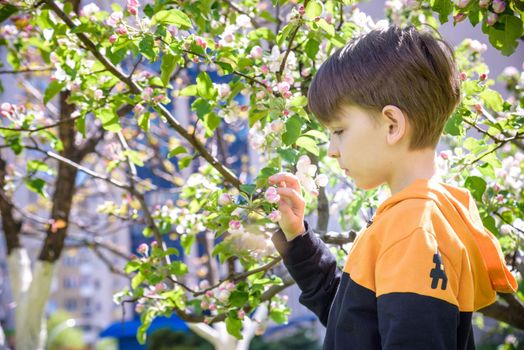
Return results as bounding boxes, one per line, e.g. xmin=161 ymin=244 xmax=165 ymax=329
xmin=307 ymin=25 xmax=462 ymax=150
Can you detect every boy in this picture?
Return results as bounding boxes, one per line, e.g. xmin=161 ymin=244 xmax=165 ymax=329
xmin=268 ymin=25 xmax=517 ymax=350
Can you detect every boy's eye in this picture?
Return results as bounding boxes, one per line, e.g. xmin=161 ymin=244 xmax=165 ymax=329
xmin=333 ymin=130 xmax=344 ymax=135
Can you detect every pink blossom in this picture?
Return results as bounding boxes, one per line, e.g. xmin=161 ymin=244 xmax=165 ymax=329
xmin=479 ymin=73 xmax=487 ymax=81
xmin=1 ymin=103 xmax=13 ymax=114
xmin=134 ymin=104 xmax=144 ymax=114
xmin=250 ymin=46 xmax=264 ymax=60
xmin=326 ymin=14 xmax=333 ymax=24
xmin=459 ymin=72 xmax=467 ymax=81
xmin=479 ymin=0 xmax=490 ymax=7
xmin=492 ymin=0 xmax=505 ymax=13
xmin=218 ymin=193 xmax=232 ymax=205
xmin=209 ymin=303 xmax=217 ymax=311
xmin=260 ymin=65 xmax=270 ymax=74
xmin=195 ymin=36 xmax=207 ymax=50
xmin=315 ymin=174 xmax=328 ymax=187
xmin=116 ymin=25 xmax=127 ymax=36
xmin=495 ymin=194 xmax=504 ymax=203
xmin=109 ymin=34 xmax=117 ymax=43
xmin=229 ymin=220 xmax=241 ymax=230
xmin=153 ymin=94 xmax=165 ymax=103
xmin=238 ymin=310 xmax=245 ymax=320
xmin=94 ymin=89 xmax=104 ymax=100
xmin=455 ymin=0 xmax=469 ymax=8
xmin=283 ymin=74 xmax=294 ymax=85
xmin=155 ymin=283 xmax=165 ymax=292
xmin=205 ymin=290 xmax=214 ymax=298
xmin=283 ymin=109 xmax=290 ymax=117
xmin=135 ymin=303 xmax=144 ymax=313
xmin=439 ymin=151 xmax=450 ymax=160
xmin=127 ymin=0 xmax=140 ymax=15
xmin=268 ymin=210 xmax=281 ymax=222
xmin=265 ymin=187 xmax=280 ymax=204
xmin=151 ymin=240 xmax=158 ymax=248
xmin=453 ymin=13 xmax=466 ymax=23
xmin=200 ymin=300 xmax=209 ymax=309
xmin=301 ymin=68 xmax=311 ymax=77
xmin=486 ymin=11 xmax=498 ymax=25
xmin=473 ymin=104 xmax=483 ymax=114
xmin=141 ymin=87 xmax=153 ymax=100
xmin=298 ymin=5 xmax=305 ymax=15
xmin=270 ymin=120 xmax=284 ymax=133
xmin=277 ymin=82 xmax=290 ymax=94
xmin=137 ymin=243 xmax=149 ymax=255
xmin=106 ymin=11 xmax=123 ymax=27
xmin=283 ymin=91 xmax=292 ymax=99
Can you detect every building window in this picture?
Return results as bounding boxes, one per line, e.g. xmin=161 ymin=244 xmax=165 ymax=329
xmin=65 ymin=298 xmax=77 ymax=311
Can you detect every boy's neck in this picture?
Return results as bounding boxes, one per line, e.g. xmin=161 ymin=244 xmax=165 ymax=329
xmin=387 ymin=148 xmax=437 ymax=195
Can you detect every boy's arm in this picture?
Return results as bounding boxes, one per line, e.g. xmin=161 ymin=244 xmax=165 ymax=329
xmin=272 ymin=220 xmax=341 ymax=326
xmin=375 ymin=227 xmax=471 ymax=349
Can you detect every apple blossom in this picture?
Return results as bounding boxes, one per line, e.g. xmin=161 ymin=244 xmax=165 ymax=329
xmin=454 ymin=0 xmax=469 ymax=8
xmin=94 ymin=89 xmax=104 ymax=100
xmin=250 ymin=45 xmax=264 ymax=60
xmin=116 ymin=25 xmax=127 ymax=36
xmin=106 ymin=11 xmax=123 ymax=27
xmin=265 ymin=187 xmax=280 ymax=203
xmin=141 ymin=87 xmax=153 ymax=100
xmin=108 ymin=34 xmax=117 ymax=43
xmin=209 ymin=303 xmax=217 ymax=311
xmin=200 ymin=300 xmax=209 ymax=309
xmin=137 ymin=243 xmax=149 ymax=255
xmin=133 ymin=104 xmax=144 ymax=114
xmin=270 ymin=120 xmax=285 ymax=133
xmin=195 ymin=36 xmax=207 ymax=50
xmin=486 ymin=12 xmax=498 ymax=25
xmin=135 ymin=303 xmax=144 ymax=313
xmin=205 ymin=290 xmax=214 ymax=298
xmin=480 ymin=73 xmax=487 ymax=81
xmin=236 ymin=14 xmax=251 ymax=28
xmin=81 ymin=3 xmax=100 ymax=17
xmin=229 ymin=220 xmax=244 ymax=234
xmin=492 ymin=0 xmax=506 ymax=13
xmin=260 ymin=65 xmax=270 ymax=74
xmin=298 ymin=5 xmax=305 ymax=15
xmin=216 ymin=83 xmax=231 ymax=99
xmin=155 ymin=283 xmax=165 ymax=292
xmin=459 ymin=72 xmax=467 ymax=81
xmin=128 ymin=0 xmax=140 ymax=16
xmin=453 ymin=13 xmax=466 ymax=23
xmin=479 ymin=0 xmax=490 ymax=7
xmin=238 ymin=310 xmax=246 ymax=320
xmin=218 ymin=193 xmax=232 ymax=205
xmin=315 ymin=174 xmax=329 ymax=187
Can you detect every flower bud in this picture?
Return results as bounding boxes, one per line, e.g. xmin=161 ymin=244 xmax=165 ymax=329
xmin=492 ymin=0 xmax=505 ymax=13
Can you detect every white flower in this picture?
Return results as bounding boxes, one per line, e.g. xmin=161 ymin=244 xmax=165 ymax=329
xmin=215 ymin=83 xmax=231 ymax=99
xmin=236 ymin=14 xmax=251 ymax=28
xmin=81 ymin=3 xmax=100 ymax=17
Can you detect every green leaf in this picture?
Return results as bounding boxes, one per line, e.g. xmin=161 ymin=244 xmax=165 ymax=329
xmin=0 ymin=4 xmax=18 ymax=23
xmin=138 ymin=112 xmax=150 ymax=132
xmin=196 ymin=72 xmax=217 ymax=99
xmin=192 ymin=98 xmax=211 ymax=119
xmin=178 ymin=156 xmax=192 ymax=170
xmin=139 ymin=35 xmax=156 ymax=61
xmin=305 ymin=38 xmax=320 ymax=59
xmin=168 ymin=146 xmax=187 ymax=158
xmin=75 ymin=115 xmax=86 ymax=137
xmin=178 ymin=84 xmax=197 ymax=96
xmin=225 ymin=316 xmax=243 ymax=340
xmin=44 ymin=81 xmax=65 ymax=105
xmin=229 ymin=290 xmax=249 ymax=307
xmin=95 ymin=108 xmax=121 ymax=132
xmin=124 ymin=261 xmax=141 ymax=274
xmin=296 ymin=136 xmax=319 ymax=156
xmin=464 ymin=176 xmax=487 ymax=201
xmin=25 ymin=178 xmax=47 ymax=197
xmin=27 ymin=160 xmax=49 ymax=173
xmin=305 ymin=0 xmax=323 ymax=19
xmin=303 ymin=129 xmax=328 ymax=142
xmin=131 ymin=271 xmax=145 ymax=289
xmin=430 ymin=0 xmax=453 ymax=24
xmin=240 ymin=184 xmax=256 ymax=197
xmin=151 ymin=9 xmax=192 ymax=29
xmin=270 ymin=309 xmax=288 ymax=323
xmin=444 ymin=113 xmax=464 ymax=136
xmin=479 ymin=89 xmax=503 ymax=112
xmin=486 ymin=15 xmax=523 ymax=56
xmin=169 ymin=261 xmax=189 ymax=276
xmin=282 ymin=115 xmax=303 ymax=145
xmin=204 ymin=111 xmax=221 ymax=132
xmin=161 ymin=53 xmax=177 ymax=87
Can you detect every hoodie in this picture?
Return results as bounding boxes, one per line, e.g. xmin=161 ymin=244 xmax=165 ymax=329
xmin=272 ymin=179 xmax=517 ymax=350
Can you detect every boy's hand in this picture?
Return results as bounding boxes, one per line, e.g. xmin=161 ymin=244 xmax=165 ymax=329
xmin=268 ymin=172 xmax=306 ymax=241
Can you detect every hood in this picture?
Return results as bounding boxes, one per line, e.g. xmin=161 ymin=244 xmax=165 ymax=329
xmin=375 ymin=179 xmax=517 ymax=299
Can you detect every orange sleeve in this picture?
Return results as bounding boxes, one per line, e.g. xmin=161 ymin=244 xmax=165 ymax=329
xmin=375 ymin=227 xmax=461 ymax=308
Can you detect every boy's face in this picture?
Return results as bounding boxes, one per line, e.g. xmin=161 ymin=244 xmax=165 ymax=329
xmin=325 ymin=104 xmax=396 ymax=190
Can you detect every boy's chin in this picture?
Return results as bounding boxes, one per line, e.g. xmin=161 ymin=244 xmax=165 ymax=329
xmin=352 ymin=177 xmax=382 ymax=191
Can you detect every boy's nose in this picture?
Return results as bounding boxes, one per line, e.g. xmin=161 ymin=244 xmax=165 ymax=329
xmin=327 ymin=143 xmax=340 ymax=158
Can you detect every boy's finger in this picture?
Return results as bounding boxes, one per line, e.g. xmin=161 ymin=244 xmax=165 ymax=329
xmin=276 ymin=187 xmax=305 ymax=210
xmin=268 ymin=173 xmax=301 ymax=193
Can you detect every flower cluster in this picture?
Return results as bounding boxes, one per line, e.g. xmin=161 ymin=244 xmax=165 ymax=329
xmin=295 ymin=155 xmax=329 ymax=196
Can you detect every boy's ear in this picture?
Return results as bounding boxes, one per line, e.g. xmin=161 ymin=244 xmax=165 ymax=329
xmin=381 ymin=105 xmax=407 ymax=146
